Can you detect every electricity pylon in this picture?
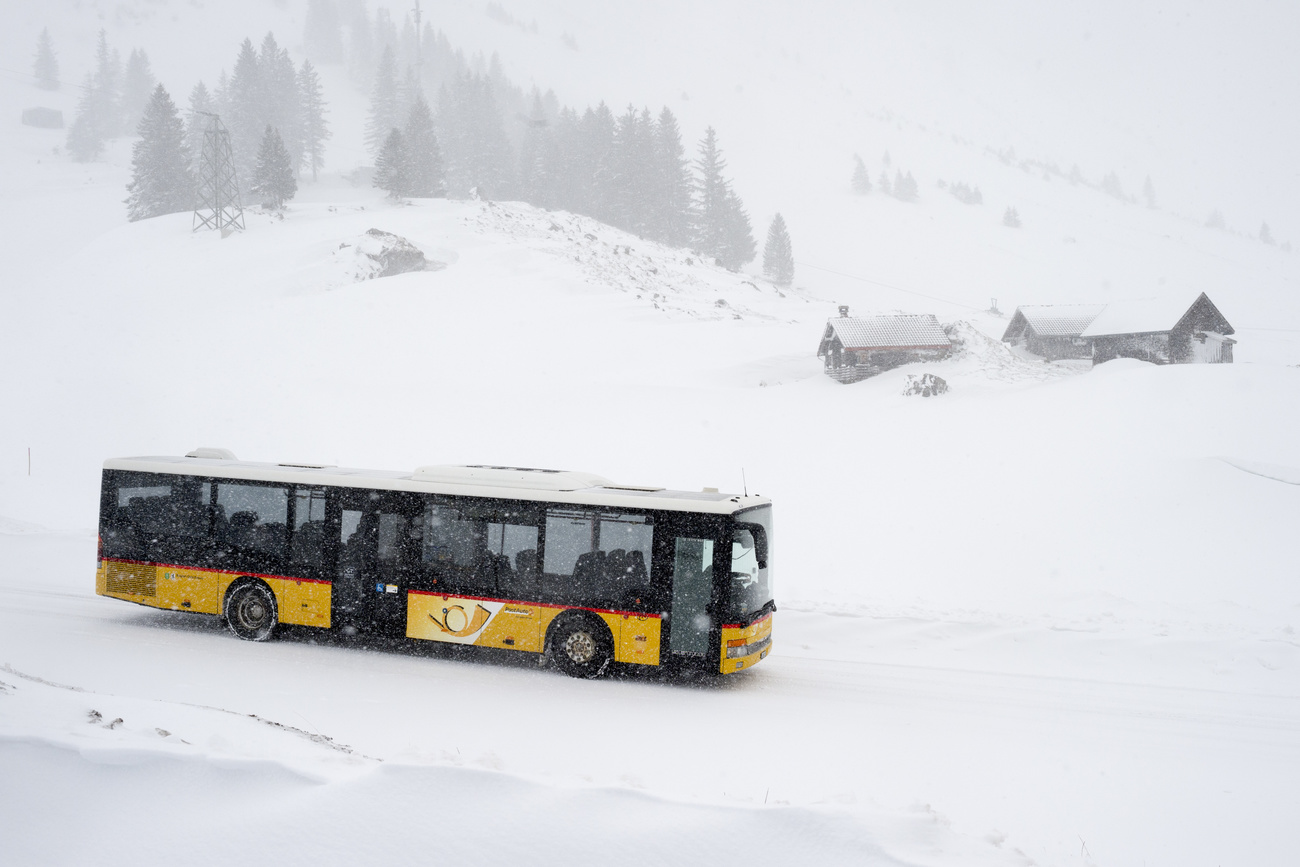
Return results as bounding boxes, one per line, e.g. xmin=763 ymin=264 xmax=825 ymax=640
xmin=192 ymin=112 xmax=245 ymax=233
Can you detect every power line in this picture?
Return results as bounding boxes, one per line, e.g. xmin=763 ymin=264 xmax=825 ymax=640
xmin=0 ymin=65 xmax=85 ymax=91
xmin=795 ymin=259 xmax=986 ymax=312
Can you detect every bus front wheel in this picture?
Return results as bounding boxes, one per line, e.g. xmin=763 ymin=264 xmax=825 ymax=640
xmin=549 ymin=614 xmax=613 ymax=679
xmin=224 ymin=581 xmax=278 ymax=642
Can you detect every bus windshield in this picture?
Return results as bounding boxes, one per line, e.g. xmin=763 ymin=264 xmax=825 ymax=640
xmin=727 ymin=506 xmax=773 ymax=621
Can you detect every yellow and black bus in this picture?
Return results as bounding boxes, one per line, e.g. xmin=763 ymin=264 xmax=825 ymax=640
xmin=97 ymin=449 xmax=773 ymax=678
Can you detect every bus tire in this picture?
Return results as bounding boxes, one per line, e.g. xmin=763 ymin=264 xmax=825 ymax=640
xmin=548 ymin=613 xmax=613 ymax=679
xmin=224 ymin=580 xmax=278 ymax=642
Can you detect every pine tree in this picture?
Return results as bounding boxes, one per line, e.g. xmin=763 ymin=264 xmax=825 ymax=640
xmin=436 ymin=71 xmax=513 ymax=198
xmin=1142 ymin=175 xmax=1156 ymax=209
xmin=692 ymin=126 xmax=730 ymax=259
xmin=124 ymin=84 xmax=194 ymax=221
xmin=1101 ymin=171 xmax=1124 ymax=199
xmin=877 ymin=169 xmax=891 ymax=195
xmin=297 ymin=59 xmax=331 ymax=181
xmin=250 ymin=125 xmax=297 ymax=209
xmin=225 ymin=38 xmax=264 ymax=188
xmin=92 ymin=30 xmax=122 ymax=137
xmin=120 ymin=49 xmax=156 ymax=134
xmin=1260 ymin=222 xmax=1275 ymax=245
xmin=33 ymin=28 xmax=59 ymax=90
xmin=762 ymin=213 xmax=794 ymax=286
xmin=373 ymin=128 xmax=408 ymax=197
xmin=851 ymin=154 xmax=871 ymax=194
xmin=1002 ymin=206 xmax=1021 ymax=228
xmin=403 ymin=94 xmax=445 ymax=196
xmin=576 ymin=102 xmax=616 ymax=219
xmin=720 ymin=186 xmax=756 ymax=270
xmin=1206 ymin=209 xmax=1226 ymax=229
xmin=364 ymin=45 xmax=400 ymax=157
xmin=608 ymin=104 xmax=654 ymax=235
xmin=652 ymin=106 xmax=692 ymax=246
xmin=261 ymin=34 xmax=303 ymax=171
xmin=517 ymin=89 xmax=553 ymax=207
xmin=66 ymin=73 xmax=105 ymax=161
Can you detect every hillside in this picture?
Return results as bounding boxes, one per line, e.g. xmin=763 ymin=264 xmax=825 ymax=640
xmin=2 ymin=3 xmax=1300 ymax=867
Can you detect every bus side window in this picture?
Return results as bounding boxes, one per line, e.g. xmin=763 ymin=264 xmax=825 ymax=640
xmin=542 ymin=509 xmax=652 ymax=607
xmin=215 ymin=483 xmax=288 ymax=565
xmin=420 ymin=503 xmax=499 ymax=596
xmin=290 ymin=488 xmax=328 ymax=569
xmin=106 ymin=474 xmax=211 ymax=562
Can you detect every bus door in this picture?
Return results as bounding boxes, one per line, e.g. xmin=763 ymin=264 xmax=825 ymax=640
xmin=334 ymin=489 xmax=420 ymax=633
xmin=662 ymin=519 xmax=724 ymax=661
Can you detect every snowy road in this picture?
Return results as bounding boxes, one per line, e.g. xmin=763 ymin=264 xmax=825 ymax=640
xmin=3 ymin=530 xmax=1297 ymax=866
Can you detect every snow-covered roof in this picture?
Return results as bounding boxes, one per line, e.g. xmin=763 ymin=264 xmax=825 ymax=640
xmin=825 ymin=314 xmax=951 ymax=351
xmin=1080 ymin=294 xmax=1214 ymax=337
xmin=103 ymin=455 xmax=768 ymax=516
xmin=1011 ymin=304 xmax=1106 ymax=337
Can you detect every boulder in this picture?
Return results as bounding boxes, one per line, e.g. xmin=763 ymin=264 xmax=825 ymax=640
xmin=902 ymin=373 xmax=948 ymax=397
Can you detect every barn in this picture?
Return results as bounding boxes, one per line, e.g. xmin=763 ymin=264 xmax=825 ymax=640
xmin=818 ymin=306 xmax=953 ymax=383
xmin=1000 ymin=304 xmax=1106 ymax=361
xmin=1082 ymin=293 xmax=1235 ymax=364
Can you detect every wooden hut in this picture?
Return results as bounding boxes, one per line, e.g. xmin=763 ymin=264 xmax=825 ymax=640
xmin=818 ymin=306 xmax=953 ymax=383
xmin=1001 ymin=304 xmax=1106 ymax=361
xmin=1082 ymin=293 xmax=1235 ymax=364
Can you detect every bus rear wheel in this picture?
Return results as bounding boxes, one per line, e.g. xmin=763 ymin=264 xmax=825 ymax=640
xmin=549 ymin=615 xmax=613 ymax=679
xmin=225 ymin=581 xmax=278 ymax=642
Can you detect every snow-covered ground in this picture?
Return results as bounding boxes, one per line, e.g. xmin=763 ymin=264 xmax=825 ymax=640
xmin=3 ymin=2 xmax=1300 ymax=866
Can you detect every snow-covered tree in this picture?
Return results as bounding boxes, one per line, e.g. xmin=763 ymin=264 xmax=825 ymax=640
xmin=364 ymin=45 xmax=400 ymax=157
xmin=652 ymin=106 xmax=693 ymax=246
xmin=692 ymin=126 xmax=731 ymax=258
xmin=120 ymin=49 xmax=156 ymax=135
xmin=1206 ymin=209 xmax=1226 ymax=229
xmin=225 ymin=38 xmax=264 ymax=186
xmin=893 ymin=169 xmax=918 ymax=201
xmin=607 ymin=104 xmax=655 ymax=236
xmin=66 ymin=74 xmax=105 ymax=161
xmin=436 ymin=71 xmax=513 ymax=198
xmin=1002 ymin=206 xmax=1021 ymax=228
xmin=1142 ymin=175 xmax=1156 ymax=209
xmin=403 ymin=94 xmax=445 ymax=197
xmin=33 ymin=28 xmax=59 ymax=90
xmin=92 ymin=30 xmax=122 ymax=136
xmin=877 ymin=169 xmax=891 ymax=195
xmin=373 ymin=128 xmax=408 ymax=197
xmin=260 ymin=34 xmax=303 ymax=171
xmin=851 ymin=154 xmax=871 ymax=194
xmin=1260 ymin=222 xmax=1275 ymax=245
xmin=297 ymin=59 xmax=331 ymax=180
xmin=762 ymin=213 xmax=795 ymax=286
xmin=517 ymin=89 xmax=555 ymax=207
xmin=719 ymin=186 xmax=757 ymax=270
xmin=124 ymin=84 xmax=194 ymax=221
xmin=1100 ymin=171 xmax=1124 ymax=200
xmin=250 ymin=125 xmax=297 ymax=209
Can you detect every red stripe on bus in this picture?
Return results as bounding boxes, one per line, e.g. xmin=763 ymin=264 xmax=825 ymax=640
xmin=102 ymin=557 xmax=333 ymax=586
xmin=407 ymin=589 xmax=660 ymax=620
xmin=721 ymin=612 xmax=773 ymax=630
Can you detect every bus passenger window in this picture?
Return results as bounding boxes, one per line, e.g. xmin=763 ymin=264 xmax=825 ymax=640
xmin=216 ymin=483 xmax=288 ymax=562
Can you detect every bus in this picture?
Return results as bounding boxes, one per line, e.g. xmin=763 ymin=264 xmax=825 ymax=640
xmin=96 ymin=449 xmax=774 ymax=678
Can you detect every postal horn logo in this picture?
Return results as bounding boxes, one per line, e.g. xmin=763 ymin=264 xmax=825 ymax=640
xmin=429 ymin=603 xmax=492 ymax=637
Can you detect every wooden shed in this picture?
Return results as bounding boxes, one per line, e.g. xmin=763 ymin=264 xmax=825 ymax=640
xmin=818 ymin=306 xmax=953 ymax=383
xmin=1001 ymin=304 xmax=1106 ymax=361
xmin=1082 ymin=293 xmax=1235 ymax=364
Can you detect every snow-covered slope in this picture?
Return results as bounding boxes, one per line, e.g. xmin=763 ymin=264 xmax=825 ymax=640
xmin=2 ymin=3 xmax=1299 ymax=867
